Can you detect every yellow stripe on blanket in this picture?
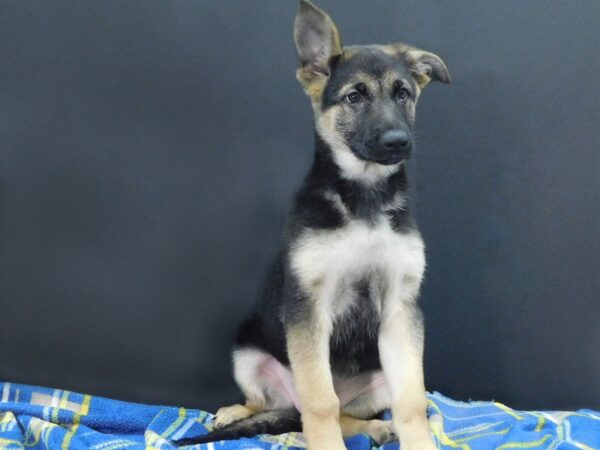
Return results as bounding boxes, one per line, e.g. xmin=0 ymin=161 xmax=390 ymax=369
xmin=496 ymin=434 xmax=553 ymax=449
xmin=161 ymin=407 xmax=187 ymax=438
xmin=61 ymin=394 xmax=91 ymax=450
xmin=494 ymin=402 xmax=524 ymax=421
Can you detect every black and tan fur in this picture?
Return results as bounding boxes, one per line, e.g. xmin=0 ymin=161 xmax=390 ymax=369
xmin=177 ymin=1 xmax=449 ymax=449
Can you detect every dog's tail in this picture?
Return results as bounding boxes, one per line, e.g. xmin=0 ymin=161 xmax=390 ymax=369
xmin=175 ymin=408 xmax=301 ymax=446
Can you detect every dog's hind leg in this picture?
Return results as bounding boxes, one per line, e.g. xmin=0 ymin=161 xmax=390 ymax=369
xmin=336 ymin=372 xmax=396 ymax=444
xmin=213 ymin=347 xmax=297 ymax=429
xmin=340 ymin=415 xmax=396 ymax=444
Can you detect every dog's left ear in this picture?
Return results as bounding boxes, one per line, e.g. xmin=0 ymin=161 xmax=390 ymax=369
xmin=400 ymin=47 xmax=451 ymax=88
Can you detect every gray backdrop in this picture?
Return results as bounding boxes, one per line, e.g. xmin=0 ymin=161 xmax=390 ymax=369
xmin=1 ymin=0 xmax=599 ymax=411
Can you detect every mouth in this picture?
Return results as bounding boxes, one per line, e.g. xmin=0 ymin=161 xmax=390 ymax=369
xmin=377 ymin=155 xmax=405 ymax=165
xmin=360 ymin=152 xmax=409 ymax=165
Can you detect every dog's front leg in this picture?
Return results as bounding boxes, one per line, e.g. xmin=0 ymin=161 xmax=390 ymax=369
xmin=379 ymin=289 xmax=437 ymax=450
xmin=287 ymin=308 xmax=346 ymax=450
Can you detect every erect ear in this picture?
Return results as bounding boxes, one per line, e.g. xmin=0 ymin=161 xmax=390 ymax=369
xmin=294 ymin=0 xmax=343 ymax=91
xmin=402 ymin=47 xmax=451 ymax=89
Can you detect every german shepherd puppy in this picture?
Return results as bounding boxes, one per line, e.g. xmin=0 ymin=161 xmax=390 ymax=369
xmin=178 ymin=1 xmax=449 ymax=449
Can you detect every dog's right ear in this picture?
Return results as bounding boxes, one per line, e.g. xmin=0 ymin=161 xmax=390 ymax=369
xmin=294 ymin=0 xmax=343 ymax=96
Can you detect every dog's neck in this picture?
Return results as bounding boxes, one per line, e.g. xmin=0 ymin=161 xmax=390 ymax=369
xmin=303 ymin=133 xmax=410 ymax=223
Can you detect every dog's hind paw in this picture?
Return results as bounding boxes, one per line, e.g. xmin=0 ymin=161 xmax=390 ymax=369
xmin=213 ymin=404 xmax=256 ymax=429
xmin=366 ymin=420 xmax=397 ymax=445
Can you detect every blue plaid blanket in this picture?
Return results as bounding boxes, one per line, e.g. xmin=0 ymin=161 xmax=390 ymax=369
xmin=1 ymin=381 xmax=599 ymax=449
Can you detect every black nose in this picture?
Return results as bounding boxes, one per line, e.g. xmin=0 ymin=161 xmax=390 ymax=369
xmin=381 ymin=129 xmax=410 ymax=151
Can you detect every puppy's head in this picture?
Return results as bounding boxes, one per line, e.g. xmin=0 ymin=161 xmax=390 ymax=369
xmin=294 ymin=0 xmax=450 ymax=175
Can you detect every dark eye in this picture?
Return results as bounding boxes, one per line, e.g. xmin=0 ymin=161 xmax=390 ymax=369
xmin=346 ymin=92 xmax=362 ymax=104
xmin=397 ymin=87 xmax=410 ymax=101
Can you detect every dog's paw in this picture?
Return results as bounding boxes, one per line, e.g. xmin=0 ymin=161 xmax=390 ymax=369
xmin=366 ymin=420 xmax=397 ymax=444
xmin=213 ymin=404 xmax=254 ymax=429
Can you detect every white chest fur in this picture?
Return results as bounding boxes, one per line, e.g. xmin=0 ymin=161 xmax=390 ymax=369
xmin=290 ymin=219 xmax=426 ymax=314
